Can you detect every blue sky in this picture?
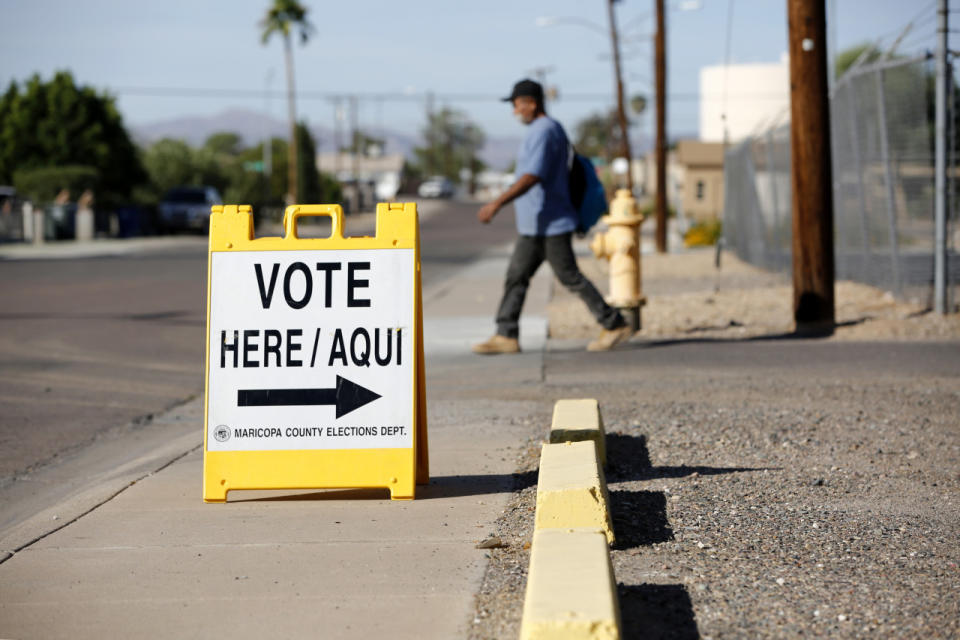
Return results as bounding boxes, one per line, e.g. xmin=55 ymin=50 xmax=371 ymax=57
xmin=1 ymin=0 xmax=942 ymax=145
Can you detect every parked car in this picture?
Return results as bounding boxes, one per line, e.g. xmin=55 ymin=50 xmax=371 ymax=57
xmin=158 ymin=186 xmax=222 ymax=233
xmin=417 ymin=176 xmax=455 ymax=199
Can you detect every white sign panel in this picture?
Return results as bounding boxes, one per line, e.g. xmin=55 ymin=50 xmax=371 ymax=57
xmin=207 ymin=249 xmax=415 ymax=452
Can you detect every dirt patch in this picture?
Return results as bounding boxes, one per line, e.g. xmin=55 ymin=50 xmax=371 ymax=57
xmin=549 ymin=248 xmax=960 ymax=342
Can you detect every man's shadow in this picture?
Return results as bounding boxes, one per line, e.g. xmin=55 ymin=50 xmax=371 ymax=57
xmin=232 ymin=433 xmax=766 ymax=505
xmin=546 ymin=318 xmax=868 ymax=354
xmin=605 ymin=432 xmax=771 ymax=484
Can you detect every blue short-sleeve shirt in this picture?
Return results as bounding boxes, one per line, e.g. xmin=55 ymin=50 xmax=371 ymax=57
xmin=513 ymin=116 xmax=578 ymax=237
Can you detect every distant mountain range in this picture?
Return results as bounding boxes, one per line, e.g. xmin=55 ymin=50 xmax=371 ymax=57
xmin=130 ymin=108 xmax=521 ymax=171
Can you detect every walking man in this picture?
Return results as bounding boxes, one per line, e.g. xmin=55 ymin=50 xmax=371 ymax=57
xmin=472 ymin=79 xmax=632 ymax=354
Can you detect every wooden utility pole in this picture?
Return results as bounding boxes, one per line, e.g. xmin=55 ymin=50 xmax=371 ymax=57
xmin=787 ymin=0 xmax=835 ymax=334
xmin=654 ymin=0 xmax=668 ymax=253
xmin=606 ymin=0 xmax=634 ymax=191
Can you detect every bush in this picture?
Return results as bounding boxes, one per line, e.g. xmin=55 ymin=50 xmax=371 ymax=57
xmin=13 ymin=165 xmax=99 ymax=203
xmin=683 ymin=219 xmax=723 ymax=247
xmin=640 ymin=201 xmax=677 ymax=219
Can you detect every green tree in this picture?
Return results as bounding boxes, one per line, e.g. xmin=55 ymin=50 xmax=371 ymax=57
xmin=142 ymin=135 xmax=235 ymax=203
xmin=574 ymin=110 xmax=627 ymax=161
xmin=412 ymin=107 xmax=486 ymax=185
xmin=229 ymin=138 xmax=285 ymax=207
xmin=835 ymin=43 xmax=882 ymax=79
xmin=140 ymin=126 xmax=338 ymax=216
xmin=142 ymin=138 xmax=198 ymax=197
xmin=260 ymin=0 xmax=314 ymax=204
xmin=232 ymin=126 xmax=339 ymax=207
xmin=203 ymin=132 xmax=244 ymax=157
xmin=0 ymin=71 xmax=146 ymax=206
xmin=13 ymin=165 xmax=99 ymax=203
xmin=295 ymin=122 xmax=321 ymax=203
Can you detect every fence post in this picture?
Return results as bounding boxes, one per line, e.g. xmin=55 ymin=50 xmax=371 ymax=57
xmin=874 ymin=68 xmax=903 ymax=296
xmin=948 ymin=59 xmax=956 ymax=311
xmin=732 ymin=145 xmax=751 ymax=261
xmin=830 ymin=94 xmax=849 ymax=280
xmin=766 ymin=129 xmax=788 ymax=269
xmin=22 ymin=201 xmax=33 ymax=241
xmin=845 ymin=82 xmax=873 ymax=281
xmin=934 ymin=0 xmax=950 ymax=313
xmin=32 ymin=205 xmax=45 ymax=246
xmin=744 ymin=143 xmax=767 ymax=267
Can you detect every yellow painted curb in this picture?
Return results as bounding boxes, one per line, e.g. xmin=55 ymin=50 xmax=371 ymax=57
xmin=520 ymin=529 xmax=622 ymax=640
xmin=550 ymin=398 xmax=606 ymax=466
xmin=535 ymin=441 xmax=615 ymax=544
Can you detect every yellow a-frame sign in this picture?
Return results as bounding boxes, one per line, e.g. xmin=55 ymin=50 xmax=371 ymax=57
xmin=202 ymin=203 xmax=428 ymax=501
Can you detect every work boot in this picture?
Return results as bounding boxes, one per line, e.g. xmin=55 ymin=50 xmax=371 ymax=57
xmin=471 ymin=335 xmax=521 ymax=355
xmin=586 ymin=325 xmax=633 ymax=352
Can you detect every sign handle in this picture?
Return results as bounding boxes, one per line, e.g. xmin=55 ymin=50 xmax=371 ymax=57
xmin=283 ymin=204 xmax=345 ymax=240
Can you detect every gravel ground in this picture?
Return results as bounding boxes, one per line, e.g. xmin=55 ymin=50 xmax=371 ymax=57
xmin=467 ymin=246 xmax=960 ymax=639
xmin=548 ymin=247 xmax=960 ymax=342
xmin=469 ymin=374 xmax=960 ymax=640
xmin=599 ymin=377 xmax=960 ymax=639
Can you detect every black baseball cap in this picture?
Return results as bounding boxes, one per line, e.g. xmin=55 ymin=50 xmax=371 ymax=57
xmin=502 ymin=79 xmax=544 ymax=103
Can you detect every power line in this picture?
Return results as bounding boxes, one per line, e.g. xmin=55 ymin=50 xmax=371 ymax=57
xmin=111 ymin=86 xmax=615 ymax=103
xmin=897 ymin=31 xmax=940 ymax=54
xmin=871 ymin=0 xmax=937 ymax=45
xmin=908 ymin=0 xmax=939 ymax=26
xmin=909 ymin=11 xmax=941 ymax=35
xmin=111 ymin=84 xmax=786 ymax=105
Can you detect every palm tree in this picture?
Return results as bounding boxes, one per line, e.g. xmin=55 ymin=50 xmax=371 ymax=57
xmin=260 ymin=0 xmax=314 ymax=205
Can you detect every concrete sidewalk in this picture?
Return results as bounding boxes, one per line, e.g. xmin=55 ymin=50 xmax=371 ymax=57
xmin=0 ymin=239 xmax=552 ymax=638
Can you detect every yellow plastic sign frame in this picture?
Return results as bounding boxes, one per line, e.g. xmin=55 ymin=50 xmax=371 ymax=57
xmin=202 ymin=202 xmax=428 ymax=502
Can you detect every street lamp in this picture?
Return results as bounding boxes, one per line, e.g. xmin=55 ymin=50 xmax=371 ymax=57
xmin=620 ymin=0 xmax=701 ymax=36
xmin=535 ymin=16 xmax=607 ymax=36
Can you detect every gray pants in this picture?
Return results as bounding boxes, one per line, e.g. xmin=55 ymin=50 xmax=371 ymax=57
xmin=496 ymin=233 xmax=625 ymax=339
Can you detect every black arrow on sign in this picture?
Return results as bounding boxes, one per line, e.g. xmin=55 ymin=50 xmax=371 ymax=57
xmin=237 ymin=375 xmax=381 ymax=418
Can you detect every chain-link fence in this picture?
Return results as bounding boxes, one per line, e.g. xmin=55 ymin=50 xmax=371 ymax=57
xmin=723 ymin=56 xmax=959 ymax=308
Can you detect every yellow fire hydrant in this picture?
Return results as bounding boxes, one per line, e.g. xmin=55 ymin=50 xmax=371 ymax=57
xmin=589 ymin=189 xmax=645 ymax=331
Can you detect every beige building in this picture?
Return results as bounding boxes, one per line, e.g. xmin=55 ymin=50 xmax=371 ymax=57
xmin=675 ymin=140 xmax=725 ymax=220
xmin=635 ymin=140 xmax=725 ymax=221
xmin=316 ymin=152 xmax=407 ymax=211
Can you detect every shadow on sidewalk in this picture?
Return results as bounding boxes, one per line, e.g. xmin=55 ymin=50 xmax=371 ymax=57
xmin=418 ymin=470 xmax=537 ymax=499
xmin=231 ymin=488 xmax=393 ymax=502
xmin=547 ymin=320 xmax=869 ymax=353
xmin=618 ymin=583 xmax=700 ymax=640
xmin=230 ymin=471 xmax=538 ymax=503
